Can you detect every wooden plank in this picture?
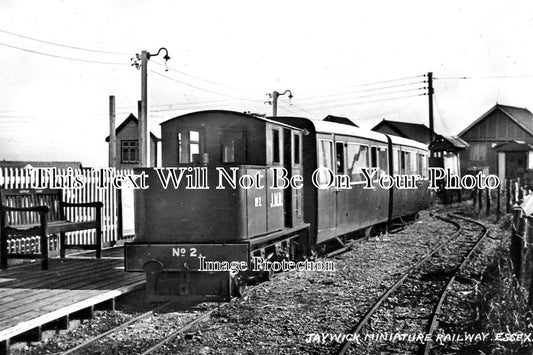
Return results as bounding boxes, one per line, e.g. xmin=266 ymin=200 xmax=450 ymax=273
xmin=0 ymin=275 xmax=143 ymax=322
xmin=0 ymin=279 xmax=144 ymax=341
xmin=0 ymin=261 xmax=129 ymax=308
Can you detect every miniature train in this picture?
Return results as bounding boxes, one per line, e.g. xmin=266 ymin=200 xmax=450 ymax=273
xmin=124 ymin=110 xmax=429 ymax=301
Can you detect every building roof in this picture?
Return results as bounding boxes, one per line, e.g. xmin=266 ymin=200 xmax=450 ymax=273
xmin=105 ymin=113 xmax=160 ymax=142
xmin=493 ymin=140 xmax=533 ymax=152
xmin=0 ymin=161 xmax=83 ymax=169
xmin=323 ymin=115 xmax=358 ymax=127
xmin=372 ymin=119 xmax=432 ymax=144
xmin=458 ymin=104 xmax=533 ymax=137
xmin=429 ymin=135 xmax=469 ymax=152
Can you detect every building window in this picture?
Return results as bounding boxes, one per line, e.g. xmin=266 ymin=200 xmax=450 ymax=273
xmin=121 ymin=140 xmax=138 ymax=164
xmin=470 ymin=143 xmax=487 ymax=161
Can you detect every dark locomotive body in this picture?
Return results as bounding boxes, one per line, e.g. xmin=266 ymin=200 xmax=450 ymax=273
xmin=125 ymin=110 xmax=430 ymax=301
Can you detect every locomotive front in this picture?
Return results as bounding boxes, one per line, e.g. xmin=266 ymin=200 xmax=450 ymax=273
xmin=124 ymin=111 xmax=308 ymax=301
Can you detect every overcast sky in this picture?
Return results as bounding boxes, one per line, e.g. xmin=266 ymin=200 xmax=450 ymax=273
xmin=1 ymin=1 xmax=532 ymax=166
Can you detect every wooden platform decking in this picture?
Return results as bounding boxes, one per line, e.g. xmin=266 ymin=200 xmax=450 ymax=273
xmin=0 ymin=248 xmax=145 ymax=353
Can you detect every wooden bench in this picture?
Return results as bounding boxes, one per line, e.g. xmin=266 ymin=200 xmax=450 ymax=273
xmin=0 ymin=188 xmax=103 ymax=270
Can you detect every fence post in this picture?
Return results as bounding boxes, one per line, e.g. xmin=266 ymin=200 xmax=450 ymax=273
xmin=506 ymin=179 xmax=511 ymax=213
xmin=497 ymin=184 xmax=501 ymax=221
xmin=486 ymin=188 xmax=491 ymax=216
xmin=478 ymin=187 xmax=482 ymax=211
xmin=511 ymin=208 xmax=524 ymax=279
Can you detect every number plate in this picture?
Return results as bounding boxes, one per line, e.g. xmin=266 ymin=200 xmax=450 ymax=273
xmin=125 ymin=243 xmax=249 ymax=271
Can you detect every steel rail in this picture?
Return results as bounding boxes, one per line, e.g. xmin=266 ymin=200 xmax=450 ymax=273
xmin=421 ymin=214 xmax=488 ymax=355
xmin=62 ymin=300 xmax=177 ymax=354
xmin=336 ymin=215 xmax=462 ymax=355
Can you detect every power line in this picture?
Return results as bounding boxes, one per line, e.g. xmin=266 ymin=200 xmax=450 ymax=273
xmin=0 ymin=28 xmax=129 ymax=55
xmin=296 ymin=80 xmax=426 ymax=102
xmin=152 ymin=61 xmax=261 ymax=95
xmin=0 ymin=42 xmax=129 ymax=65
xmin=297 ymin=93 xmax=427 ymax=111
xmin=297 ymin=87 xmax=427 ymax=108
xmin=435 ymin=75 xmax=533 ymax=80
xmin=150 ymin=70 xmax=261 ymax=102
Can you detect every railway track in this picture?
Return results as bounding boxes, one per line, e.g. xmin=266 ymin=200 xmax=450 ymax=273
xmin=59 ymin=280 xmax=265 ymax=355
xmin=336 ymin=213 xmax=488 ymax=355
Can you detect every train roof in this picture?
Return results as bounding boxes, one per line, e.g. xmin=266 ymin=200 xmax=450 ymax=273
xmin=275 ymin=116 xmax=428 ymax=151
xmin=160 ymin=110 xmax=304 ymax=131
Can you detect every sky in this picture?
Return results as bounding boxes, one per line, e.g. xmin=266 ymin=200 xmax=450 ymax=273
xmin=0 ymin=1 xmax=532 ymax=167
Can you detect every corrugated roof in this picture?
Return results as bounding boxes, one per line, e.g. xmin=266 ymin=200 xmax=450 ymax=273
xmin=458 ymin=104 xmax=533 ymax=137
xmin=372 ymin=119 xmax=432 ymax=144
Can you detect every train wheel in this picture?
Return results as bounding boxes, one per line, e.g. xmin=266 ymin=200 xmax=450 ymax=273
xmin=231 ymin=273 xmax=246 ymax=298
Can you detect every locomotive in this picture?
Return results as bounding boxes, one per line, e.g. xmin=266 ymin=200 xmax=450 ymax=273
xmin=124 ymin=110 xmax=429 ymax=301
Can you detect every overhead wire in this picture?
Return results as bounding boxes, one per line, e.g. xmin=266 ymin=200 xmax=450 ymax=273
xmin=297 ymin=93 xmax=427 ymax=111
xmin=0 ymin=28 xmax=130 ymax=55
xmin=0 ymin=41 xmax=129 ymax=65
xmin=296 ymin=79 xmax=426 ymax=102
xmin=150 ymin=69 xmax=262 ymax=103
xmin=296 ymin=87 xmax=427 ymax=108
xmin=152 ymin=61 xmax=261 ymax=95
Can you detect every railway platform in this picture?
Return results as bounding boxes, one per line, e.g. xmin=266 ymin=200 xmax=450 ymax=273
xmin=0 ymin=247 xmax=145 ymax=355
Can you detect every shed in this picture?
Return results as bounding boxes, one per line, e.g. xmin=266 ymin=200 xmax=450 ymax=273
xmin=458 ymin=103 xmax=533 ymax=181
xmin=105 ymin=114 xmax=159 ymax=169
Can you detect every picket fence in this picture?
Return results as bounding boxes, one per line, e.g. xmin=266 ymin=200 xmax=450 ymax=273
xmin=0 ymin=167 xmax=135 ymax=255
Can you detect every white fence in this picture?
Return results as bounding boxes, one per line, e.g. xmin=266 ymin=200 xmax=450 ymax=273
xmin=0 ymin=167 xmax=135 ymax=253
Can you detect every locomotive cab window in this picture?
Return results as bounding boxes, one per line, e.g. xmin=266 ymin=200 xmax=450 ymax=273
xmin=177 ymin=129 xmax=204 ymax=163
xmin=222 ymin=129 xmax=247 ymax=164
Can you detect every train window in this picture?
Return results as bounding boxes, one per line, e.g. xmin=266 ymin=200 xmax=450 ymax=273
xmin=176 ymin=129 xmax=203 ymax=163
xmin=177 ymin=133 xmax=182 ymax=163
xmin=273 ymin=129 xmax=280 ymax=164
xmin=222 ymin=130 xmax=247 ymax=163
xmin=401 ymin=151 xmax=407 ymax=174
xmin=393 ymin=149 xmax=400 ymax=175
xmin=421 ymin=153 xmax=428 ymax=178
xmin=346 ymin=143 xmax=368 ymax=182
xmin=293 ymin=134 xmax=301 ymax=165
xmin=336 ymin=142 xmax=345 ymax=174
xmin=378 ymin=147 xmax=388 ymax=175
xmin=189 ymin=131 xmax=200 ymax=161
xmin=318 ymin=140 xmax=333 ymax=184
xmin=409 ymin=152 xmax=418 ymax=174
xmin=223 ymin=139 xmax=235 ymax=163
xmin=371 ymin=147 xmax=378 ymax=168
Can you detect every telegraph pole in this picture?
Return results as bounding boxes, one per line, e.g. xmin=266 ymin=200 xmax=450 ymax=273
xmin=108 ymin=95 xmax=116 ymax=168
xmin=428 ymin=72 xmax=434 ymax=144
xmin=267 ymin=90 xmax=293 ymax=117
xmin=140 ymin=51 xmax=149 ymax=167
xmin=132 ymin=48 xmax=170 ymax=167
